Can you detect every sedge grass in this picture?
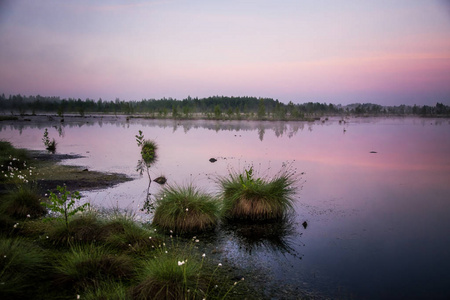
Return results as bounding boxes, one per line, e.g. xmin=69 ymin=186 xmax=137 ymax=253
xmin=131 ymin=252 xmax=205 ymax=300
xmin=0 ymin=237 xmax=49 ymax=299
xmin=103 ymin=213 xmax=161 ymax=254
xmin=218 ymin=165 xmax=299 ymax=221
xmin=152 ymin=184 xmax=221 ymax=234
xmin=81 ymin=280 xmax=129 ymax=300
xmin=0 ymin=185 xmax=46 ymax=220
xmin=53 ymin=244 xmax=135 ymax=290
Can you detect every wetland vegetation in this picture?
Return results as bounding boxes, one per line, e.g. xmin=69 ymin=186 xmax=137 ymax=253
xmin=0 ymin=140 xmax=301 ymax=299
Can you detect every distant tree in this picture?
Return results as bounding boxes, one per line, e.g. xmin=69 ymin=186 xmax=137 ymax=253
xmin=172 ymin=105 xmax=179 ymax=118
xmin=214 ymin=105 xmax=222 ymax=118
xmin=257 ymin=98 xmax=266 ymax=119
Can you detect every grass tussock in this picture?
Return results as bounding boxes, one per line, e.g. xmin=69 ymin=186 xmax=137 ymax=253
xmin=53 ymin=244 xmax=135 ymax=290
xmin=103 ymin=213 xmax=161 ymax=254
xmin=81 ymin=280 xmax=129 ymax=300
xmin=219 ymin=165 xmax=299 ymax=221
xmin=0 ymin=185 xmax=46 ymax=220
xmin=0 ymin=237 xmax=49 ymax=299
xmin=131 ymin=254 xmax=204 ymax=300
xmin=152 ymin=184 xmax=221 ymax=234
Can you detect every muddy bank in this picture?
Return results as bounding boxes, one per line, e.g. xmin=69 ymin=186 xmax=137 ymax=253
xmin=28 ymin=150 xmax=132 ymax=194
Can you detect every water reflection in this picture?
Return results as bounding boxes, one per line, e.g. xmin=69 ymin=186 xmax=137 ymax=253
xmin=2 ymin=116 xmax=450 ymax=299
xmin=221 ymin=214 xmax=304 ymax=258
xmin=0 ymin=116 xmax=319 ymax=140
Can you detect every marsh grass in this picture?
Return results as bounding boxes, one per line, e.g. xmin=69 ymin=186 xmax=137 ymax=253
xmin=81 ymin=280 xmax=129 ymax=300
xmin=103 ymin=213 xmax=161 ymax=254
xmin=44 ymin=212 xmax=104 ymax=246
xmin=0 ymin=185 xmax=46 ymax=220
xmin=0 ymin=237 xmax=49 ymax=299
xmin=54 ymin=244 xmax=135 ymax=290
xmin=218 ymin=165 xmax=299 ymax=221
xmin=131 ymin=251 xmax=206 ymax=300
xmin=152 ymin=184 xmax=221 ymax=234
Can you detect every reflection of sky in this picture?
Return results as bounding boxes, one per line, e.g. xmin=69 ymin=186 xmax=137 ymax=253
xmin=1 ymin=117 xmax=450 ymax=298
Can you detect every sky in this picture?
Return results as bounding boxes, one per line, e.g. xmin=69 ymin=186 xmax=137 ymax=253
xmin=1 ymin=0 xmax=450 ymax=106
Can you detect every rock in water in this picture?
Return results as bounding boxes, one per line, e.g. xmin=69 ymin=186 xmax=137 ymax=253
xmin=153 ymin=176 xmax=167 ymax=184
xmin=209 ymin=158 xmax=217 ymax=163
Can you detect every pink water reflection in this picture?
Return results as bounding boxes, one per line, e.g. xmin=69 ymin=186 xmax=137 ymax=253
xmin=1 ymin=116 xmax=450 ymax=299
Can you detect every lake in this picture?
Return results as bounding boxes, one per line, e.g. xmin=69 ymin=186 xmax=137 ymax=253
xmin=1 ymin=115 xmax=450 ymax=299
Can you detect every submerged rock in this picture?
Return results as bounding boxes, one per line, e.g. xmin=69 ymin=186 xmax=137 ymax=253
xmin=153 ymin=176 xmax=167 ymax=184
xmin=209 ymin=158 xmax=217 ymax=163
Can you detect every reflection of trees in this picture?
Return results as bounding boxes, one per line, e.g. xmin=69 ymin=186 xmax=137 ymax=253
xmin=221 ymin=214 xmax=303 ymax=258
xmin=0 ymin=116 xmax=324 ymax=141
xmin=257 ymin=126 xmax=265 ymax=141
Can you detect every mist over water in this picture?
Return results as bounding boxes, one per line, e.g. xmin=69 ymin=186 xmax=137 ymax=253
xmin=2 ymin=116 xmax=450 ymax=299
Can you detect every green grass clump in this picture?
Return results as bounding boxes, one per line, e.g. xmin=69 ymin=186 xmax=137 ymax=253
xmin=53 ymin=244 xmax=134 ymax=291
xmin=0 ymin=185 xmax=46 ymax=220
xmin=45 ymin=212 xmax=104 ymax=246
xmin=103 ymin=213 xmax=161 ymax=254
xmin=81 ymin=280 xmax=129 ymax=300
xmin=152 ymin=185 xmax=221 ymax=234
xmin=218 ymin=166 xmax=298 ymax=221
xmin=0 ymin=237 xmax=49 ymax=299
xmin=131 ymin=254 xmax=205 ymax=300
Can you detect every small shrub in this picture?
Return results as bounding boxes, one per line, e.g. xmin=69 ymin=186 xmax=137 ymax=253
xmin=136 ymin=130 xmax=158 ymax=166
xmin=42 ymin=128 xmax=56 ymax=152
xmin=41 ymin=185 xmax=90 ymax=231
xmin=152 ymin=184 xmax=221 ymax=234
xmin=219 ymin=165 xmax=299 ymax=221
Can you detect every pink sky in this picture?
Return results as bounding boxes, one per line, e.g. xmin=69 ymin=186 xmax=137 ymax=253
xmin=1 ymin=0 xmax=450 ymax=105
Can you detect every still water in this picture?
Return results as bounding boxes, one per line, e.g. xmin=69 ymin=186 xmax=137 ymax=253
xmin=2 ymin=116 xmax=450 ymax=299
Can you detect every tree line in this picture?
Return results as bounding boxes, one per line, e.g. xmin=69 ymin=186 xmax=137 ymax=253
xmin=1 ymin=93 xmax=449 ymax=120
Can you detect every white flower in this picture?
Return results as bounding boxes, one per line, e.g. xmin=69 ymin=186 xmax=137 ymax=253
xmin=149 ymin=236 xmax=152 ymax=239
xmin=77 ymin=295 xmax=80 ymax=299
xmin=26 ymin=214 xmax=30 ymax=218
xmin=185 ymin=208 xmax=189 ymax=211
xmin=195 ymin=239 xmax=199 ymax=243
xmin=218 ymin=263 xmax=222 ymax=267
xmin=202 ymin=253 xmax=206 ymax=258
xmin=178 ymin=261 xmax=185 ymax=266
